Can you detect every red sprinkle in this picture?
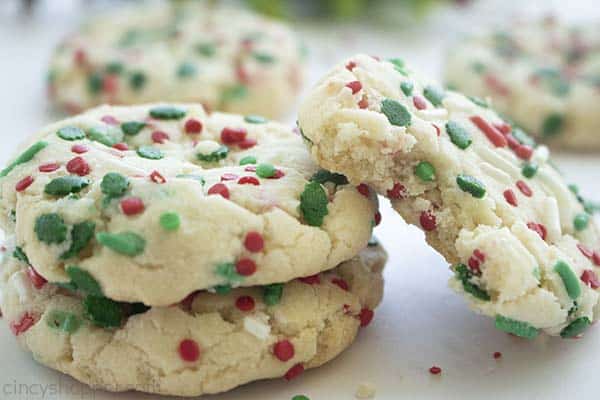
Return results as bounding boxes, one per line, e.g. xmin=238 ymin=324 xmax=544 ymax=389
xmin=101 ymin=115 xmax=119 ymax=125
xmin=345 ymin=61 xmax=357 ymax=71
xmin=374 ymin=211 xmax=382 ymax=226
xmin=10 ymin=312 xmax=36 ymax=336
xmin=150 ymin=170 xmax=166 ymax=184
xmin=432 ymin=124 xmax=441 ymax=136
xmin=284 ymin=364 xmax=305 ymax=381
xmin=493 ymin=351 xmax=502 ymax=359
xmin=27 ymin=266 xmax=47 ymax=289
xmin=356 ymin=184 xmax=370 ymax=197
xmin=244 ymin=166 xmax=257 ymax=172
xmin=578 ymin=244 xmax=594 ymax=259
xmin=244 ymin=231 xmax=264 ymax=253
xmin=273 ymin=340 xmax=295 ymax=362
xmin=236 ymin=258 xmax=257 ymax=276
xmin=387 ymin=183 xmax=406 ymax=200
xmin=15 ymin=176 xmax=34 ymax=192
xmin=235 ymin=295 xmax=255 ymax=312
xmin=73 ymin=48 xmax=87 ymax=66
xmin=429 ymin=366 xmax=442 ymax=375
xmin=66 ymin=157 xmax=90 ymax=176
xmin=419 ymin=211 xmax=437 ymax=231
xmin=468 ymin=256 xmax=481 ymax=275
xmin=238 ymin=138 xmax=257 ymax=150
xmin=112 ymin=142 xmax=129 ymax=151
xmin=178 ymin=339 xmax=201 ymax=362
xmin=238 ymin=176 xmax=260 ymax=186
xmin=473 ymin=249 xmax=486 ymax=262
xmin=581 ymin=270 xmax=600 ymax=289
xmin=484 ymin=74 xmax=510 ymax=96
xmin=299 ymin=274 xmax=321 ymax=285
xmin=503 ymin=189 xmax=518 ymax=207
xmin=179 ymin=291 xmax=198 ymax=310
xmin=413 ymin=95 xmax=428 ymax=110
xmin=151 ymin=131 xmax=170 ymax=144
xmin=332 ymin=277 xmax=349 ymax=291
xmin=270 ymin=169 xmax=285 ymax=179
xmin=221 ymin=127 xmax=247 ymax=144
xmin=221 ymin=173 xmax=239 ymax=182
xmin=516 ymin=180 xmax=533 ymax=197
xmin=527 ymin=222 xmax=547 ymax=241
xmin=359 ymin=308 xmax=374 ymax=327
xmin=358 ymin=96 xmax=369 ymax=109
xmin=494 ymin=122 xmax=512 ymax=135
xmin=102 ymin=75 xmax=119 ymax=94
xmin=184 ymin=119 xmax=203 ymax=135
xmin=71 ymin=144 xmax=89 ymax=154
xmin=208 ymin=183 xmax=230 ymax=199
xmin=470 ymin=115 xmax=507 ymax=148
xmin=505 ymin=134 xmax=520 ymax=150
xmin=515 ymin=145 xmax=533 ymax=161
xmin=346 ymin=81 xmax=362 ymax=94
xmin=39 ymin=162 xmax=60 ymax=173
xmin=120 ymin=197 xmax=145 ymax=216
xmin=593 ymin=252 xmax=600 ymax=267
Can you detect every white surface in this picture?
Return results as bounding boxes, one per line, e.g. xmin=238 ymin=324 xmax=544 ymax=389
xmin=0 ymin=1 xmax=599 ymax=399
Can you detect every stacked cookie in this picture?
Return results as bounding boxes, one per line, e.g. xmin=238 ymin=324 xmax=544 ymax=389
xmin=0 ymin=104 xmax=385 ymax=396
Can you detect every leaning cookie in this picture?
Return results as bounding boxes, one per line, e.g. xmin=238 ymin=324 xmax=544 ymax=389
xmin=445 ymin=19 xmax=600 ymax=151
xmin=48 ymin=1 xmax=305 ymax=118
xmin=299 ymin=54 xmax=600 ymax=338
xmin=0 ymin=104 xmax=377 ymax=306
xmin=0 ymin=238 xmax=386 ymax=397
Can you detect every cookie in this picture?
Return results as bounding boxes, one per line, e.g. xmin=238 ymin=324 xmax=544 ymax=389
xmin=47 ymin=1 xmax=305 ymax=118
xmin=298 ymin=54 xmax=600 ymax=337
xmin=0 ymin=237 xmax=386 ymax=396
xmin=0 ymin=103 xmax=378 ymax=306
xmin=445 ymin=19 xmax=600 ymax=151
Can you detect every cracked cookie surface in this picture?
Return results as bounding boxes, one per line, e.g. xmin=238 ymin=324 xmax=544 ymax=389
xmin=298 ymin=54 xmax=600 ymax=337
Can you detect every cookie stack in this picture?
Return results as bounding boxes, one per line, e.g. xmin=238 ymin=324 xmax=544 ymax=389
xmin=0 ymin=104 xmax=385 ymax=396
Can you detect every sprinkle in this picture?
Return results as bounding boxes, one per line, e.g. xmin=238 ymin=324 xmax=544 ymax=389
xmin=137 ymin=146 xmax=164 ymax=160
xmin=66 ymin=156 xmax=90 ymax=176
xmin=273 ymin=340 xmax=295 ymax=362
xmin=484 ymin=74 xmax=509 ymax=96
xmin=345 ymin=61 xmax=357 ymax=71
xmin=380 ymin=98 xmax=411 ymax=127
xmin=541 ymin=113 xmax=563 ymax=137
xmin=374 ymin=211 xmax=382 ymax=226
xmin=184 ymin=118 xmax=203 ymax=134
xmin=332 ymin=277 xmax=349 ymax=291
xmin=57 ymin=126 xmax=85 ymax=141
xmin=221 ymin=127 xmax=247 ymax=144
xmin=238 ymin=176 xmax=260 ymax=185
xmin=46 ymin=310 xmax=81 ymax=333
xmin=356 ymin=184 xmax=370 ymax=197
xmin=236 ymin=258 xmax=257 ymax=276
xmin=71 ymin=144 xmax=88 ymax=154
xmin=415 ymin=161 xmax=436 ymax=182
xmin=400 ymin=81 xmax=414 ymax=96
xmin=235 ymin=295 xmax=255 ymax=312
xmin=515 ymin=145 xmax=533 ymax=161
xmin=299 ymin=274 xmax=321 ymax=285
xmin=527 ymin=222 xmax=547 ymax=241
xmin=429 ymin=366 xmax=442 ymax=375
xmin=358 ymin=97 xmax=369 ymax=109
xmin=256 ymin=163 xmax=276 ymax=178
xmin=15 ymin=176 xmax=34 ymax=192
xmin=114 ymin=142 xmax=129 ymax=151
xmin=387 ymin=183 xmax=406 ymax=199
xmin=446 ymin=121 xmax=472 ymax=149
xmin=207 ymin=183 xmax=230 ymax=199
xmin=244 ymin=115 xmax=267 ymax=124
xmin=503 ymin=189 xmax=518 ymax=207
xmin=573 ymin=213 xmax=590 ymax=231
xmin=197 ymin=145 xmax=229 ymax=162
xmin=238 ymin=138 xmax=257 ymax=149
xmin=413 ymin=95 xmax=427 ymax=110
xmin=39 ymin=162 xmax=60 ymax=173
xmin=221 ymin=173 xmax=239 ymax=182
xmin=129 ymin=71 xmax=147 ymax=91
xmin=423 ymin=85 xmax=445 ymax=106
xmin=10 ymin=312 xmax=37 ymax=336
xmin=121 ymin=121 xmax=146 ymax=136
xmin=149 ymin=106 xmax=186 ymax=120
xmin=560 ymin=317 xmax=591 ymax=338
xmin=522 ymin=163 xmax=538 ymax=178
xmin=96 ymin=231 xmax=146 ymax=256
xmin=469 ymin=116 xmax=507 ymax=147
xmin=151 ymin=131 xmax=170 ymax=144
xmin=359 ymin=308 xmax=374 ymax=327
xmin=160 ymin=212 xmax=181 ymax=231
xmin=120 ymin=197 xmax=145 ymax=216
xmin=150 ymin=170 xmax=166 ymax=184
xmin=346 ymin=81 xmax=362 ymax=94
xmin=454 ymin=264 xmax=489 ymax=300
xmin=292 ymin=396 xmax=310 ymax=400
xmin=179 ymin=339 xmax=201 ymax=362
xmin=494 ymin=315 xmax=539 ymax=339
xmin=284 ymin=364 xmax=305 ymax=381
xmin=101 ymin=172 xmax=129 ymax=197
xmin=83 ymin=296 xmax=123 ymax=328
xmin=419 ymin=211 xmax=437 ymax=231
xmin=0 ymin=141 xmax=48 ymax=178
xmin=554 ymin=261 xmax=581 ymax=300
xmin=35 ymin=213 xmax=68 ymax=244
xmin=456 ymin=174 xmax=486 ymax=198
xmin=244 ymin=232 xmax=264 ymax=253
xmin=263 ymin=283 xmax=284 ymax=306
xmin=516 ymin=180 xmax=533 ymax=197
xmin=300 ymin=182 xmax=329 ymax=226
xmin=493 ymin=351 xmax=502 ymax=359
xmin=26 ymin=266 xmax=47 ymax=289
xmin=239 ymin=156 xmax=257 ymax=165
xmin=65 ymin=265 xmax=102 ymax=295
xmin=44 ymin=175 xmax=90 ymax=196
xmin=87 ymin=126 xmax=123 ymax=147
xmin=580 ymin=270 xmax=600 ymax=289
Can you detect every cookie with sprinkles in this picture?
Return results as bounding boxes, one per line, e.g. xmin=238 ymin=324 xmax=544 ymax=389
xmin=0 ymin=237 xmax=386 ymax=396
xmin=298 ymin=54 xmax=600 ymax=337
xmin=445 ymin=18 xmax=600 ymax=151
xmin=47 ymin=1 xmax=305 ymax=119
xmin=0 ymin=103 xmax=377 ymax=306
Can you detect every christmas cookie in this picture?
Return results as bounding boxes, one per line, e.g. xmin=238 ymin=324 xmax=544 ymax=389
xmin=0 ymin=103 xmax=377 ymax=306
xmin=445 ymin=19 xmax=600 ymax=151
xmin=0 ymin=238 xmax=386 ymax=396
xmin=298 ymin=54 xmax=600 ymax=337
xmin=47 ymin=1 xmax=305 ymax=118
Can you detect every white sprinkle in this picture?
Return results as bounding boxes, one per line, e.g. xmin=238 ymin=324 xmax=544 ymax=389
xmin=10 ymin=271 xmax=33 ymax=304
xmin=243 ymin=312 xmax=271 ymax=340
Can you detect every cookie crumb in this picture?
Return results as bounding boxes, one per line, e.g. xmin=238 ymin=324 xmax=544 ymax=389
xmin=355 ymin=382 xmax=376 ymax=399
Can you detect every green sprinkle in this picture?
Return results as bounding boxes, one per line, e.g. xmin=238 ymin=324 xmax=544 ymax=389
xmin=423 ymin=85 xmax=445 ymax=107
xmin=35 ymin=213 xmax=68 ymax=244
xmin=137 ymin=146 xmax=164 ymax=160
xmin=554 ymin=261 xmax=581 ymax=300
xmin=456 ymin=174 xmax=486 ymax=198
xmin=239 ymin=156 xmax=257 ymax=165
xmin=149 ymin=106 xmax=186 ymax=120
xmin=263 ymin=283 xmax=284 ymax=306
xmin=300 ymin=182 xmax=329 ymax=227
xmin=57 ymin=126 xmax=85 ymax=141
xmin=244 ymin=115 xmax=267 ymax=124
xmin=414 ymin=161 xmax=436 ymax=182
xmin=560 ymin=317 xmax=591 ymax=338
xmin=573 ymin=213 xmax=590 ymax=231
xmin=87 ymin=126 xmax=123 ymax=147
xmin=214 ymin=284 xmax=232 ymax=295
xmin=388 ymin=58 xmax=408 ymax=75
xmin=468 ymin=95 xmax=488 ymax=108
xmin=0 ymin=141 xmax=48 ymax=178
xmin=96 ymin=231 xmax=146 ymax=256
xmin=454 ymin=264 xmax=490 ymax=301
xmin=568 ymin=184 xmax=579 ymax=195
xmin=129 ymin=71 xmax=147 ymax=91
xmin=310 ymin=170 xmax=349 ymax=186
xmin=87 ymin=72 xmax=103 ymax=95
xmin=512 ymin=127 xmax=536 ymax=147
xmin=66 ymin=265 xmax=102 ymax=296
xmin=46 ymin=310 xmax=81 ymax=334
xmin=400 ymin=81 xmax=414 ymax=96
xmin=197 ymin=145 xmax=228 ymax=163
xmin=60 ymin=221 xmax=96 ymax=260
xmin=381 ymin=98 xmax=411 ymax=127
xmin=177 ymin=62 xmax=197 ymax=78
xmin=105 ymin=61 xmax=124 ymax=74
xmin=101 ymin=172 xmax=129 ymax=197
xmin=256 ymin=163 xmax=276 ymax=178
xmin=196 ymin=42 xmax=216 ymax=57
xmin=368 ymin=236 xmax=379 ymax=247
xmin=471 ymin=61 xmax=487 ymax=74
xmin=522 ymin=163 xmax=539 ymax=178
xmin=127 ymin=302 xmax=150 ymax=316
xmin=215 ymin=262 xmax=242 ymax=284
xmin=84 ymin=295 xmax=123 ymax=328
xmin=176 ymin=174 xmax=205 ymax=185
xmin=44 ymin=176 xmax=90 ymax=196
xmin=532 ymin=267 xmax=541 ymax=280
xmin=292 ymin=396 xmax=310 ymax=400
xmin=252 ymin=52 xmax=275 ymax=63
xmin=495 ymin=315 xmax=539 ymax=339
xmin=446 ymin=121 xmax=472 ymax=149
xmin=13 ymin=246 xmax=29 ymax=264
xmin=542 ymin=113 xmax=564 ymax=137
xmin=221 ymin=84 xmax=248 ymax=103
xmin=160 ymin=212 xmax=181 ymax=231
xmin=121 ymin=121 xmax=146 ymax=136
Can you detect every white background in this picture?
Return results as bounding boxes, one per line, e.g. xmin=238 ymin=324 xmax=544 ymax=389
xmin=0 ymin=1 xmax=599 ymax=399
